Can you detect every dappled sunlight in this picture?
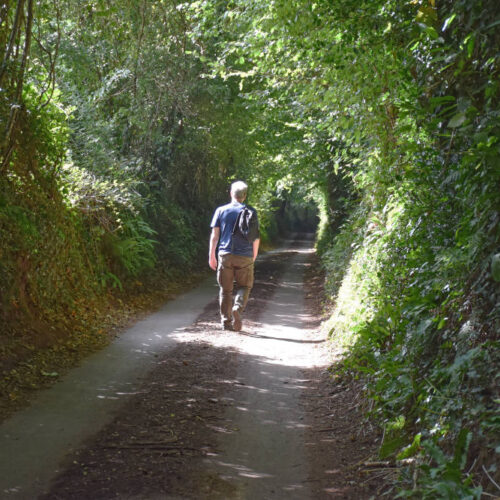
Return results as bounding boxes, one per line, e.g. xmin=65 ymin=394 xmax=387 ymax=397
xmin=190 ymin=243 xmax=330 ymax=498
xmin=0 ymin=242 xmax=329 ymax=499
xmin=172 ymin=243 xmax=328 ymax=370
xmin=2 ymin=0 xmax=493 ymax=495
xmin=215 ymin=460 xmax=273 ymax=479
xmin=203 ymin=356 xmax=315 ymax=494
xmin=173 ymin=308 xmax=327 ymax=371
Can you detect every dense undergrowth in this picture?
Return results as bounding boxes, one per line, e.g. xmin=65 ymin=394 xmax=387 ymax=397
xmin=1 ymin=0 xmax=499 ymax=496
xmin=311 ymin=2 xmax=500 ymax=497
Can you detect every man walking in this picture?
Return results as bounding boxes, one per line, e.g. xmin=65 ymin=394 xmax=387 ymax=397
xmin=209 ymin=181 xmax=260 ymax=331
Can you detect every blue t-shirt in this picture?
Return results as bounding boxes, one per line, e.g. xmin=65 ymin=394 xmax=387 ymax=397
xmin=210 ymin=201 xmax=255 ymax=257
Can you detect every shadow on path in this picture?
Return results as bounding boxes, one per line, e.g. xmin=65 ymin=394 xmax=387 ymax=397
xmin=239 ymin=331 xmax=326 ymax=344
xmin=2 ymin=239 xmax=382 ymax=499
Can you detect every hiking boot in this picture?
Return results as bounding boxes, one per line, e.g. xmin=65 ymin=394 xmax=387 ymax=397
xmin=232 ymin=306 xmax=242 ymax=332
xmin=221 ymin=320 xmax=233 ymax=331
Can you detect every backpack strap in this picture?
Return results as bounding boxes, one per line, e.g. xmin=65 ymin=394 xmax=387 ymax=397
xmin=231 ymin=206 xmax=245 ymax=253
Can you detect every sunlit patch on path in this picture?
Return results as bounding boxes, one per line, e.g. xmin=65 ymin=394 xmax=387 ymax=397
xmin=0 ymin=240 xmax=350 ymax=500
xmin=173 ymin=241 xmax=330 ymax=499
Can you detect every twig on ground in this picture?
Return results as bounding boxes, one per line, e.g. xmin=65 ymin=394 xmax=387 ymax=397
xmin=467 ymin=457 xmax=477 ymax=474
xmin=482 ymin=465 xmax=500 ymax=492
xmin=102 ymin=443 xmax=198 ymax=451
xmin=481 ymin=492 xmax=500 ymax=498
xmin=363 ymin=461 xmax=393 ymax=468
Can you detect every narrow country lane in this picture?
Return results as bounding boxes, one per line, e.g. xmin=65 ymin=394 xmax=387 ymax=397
xmin=1 ymin=240 xmax=382 ymax=500
xmin=198 ymin=242 xmax=325 ymax=499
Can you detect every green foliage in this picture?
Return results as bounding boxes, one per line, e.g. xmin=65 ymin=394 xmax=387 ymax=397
xmin=1 ymin=1 xmax=499 ymax=496
xmin=200 ymin=0 xmax=500 ymax=495
xmin=396 ymin=430 xmax=482 ymax=499
xmin=0 ymin=0 xmax=264 ymax=397
xmin=107 ymin=218 xmax=157 ymax=277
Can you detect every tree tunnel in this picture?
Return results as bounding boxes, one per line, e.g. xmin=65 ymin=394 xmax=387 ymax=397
xmin=273 ymin=187 xmax=320 ymax=238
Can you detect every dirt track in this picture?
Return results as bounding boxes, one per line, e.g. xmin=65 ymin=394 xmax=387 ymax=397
xmin=2 ymin=241 xmax=385 ymax=499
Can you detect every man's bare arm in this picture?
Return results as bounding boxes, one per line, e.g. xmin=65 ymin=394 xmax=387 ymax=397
xmin=253 ymin=238 xmax=260 ymax=262
xmin=209 ymin=227 xmax=220 ymax=270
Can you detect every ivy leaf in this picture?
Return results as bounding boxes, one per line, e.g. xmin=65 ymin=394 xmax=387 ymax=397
xmin=448 ymin=113 xmax=466 ymax=128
